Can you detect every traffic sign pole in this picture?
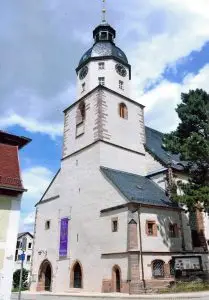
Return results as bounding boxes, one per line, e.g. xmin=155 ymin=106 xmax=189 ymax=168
xmin=18 ymin=237 xmax=27 ymax=300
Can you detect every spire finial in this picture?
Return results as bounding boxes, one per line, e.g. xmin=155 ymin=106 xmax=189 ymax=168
xmin=101 ymin=0 xmax=107 ymax=23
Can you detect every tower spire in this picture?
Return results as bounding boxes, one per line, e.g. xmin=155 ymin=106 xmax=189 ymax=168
xmin=101 ymin=0 xmax=107 ymax=24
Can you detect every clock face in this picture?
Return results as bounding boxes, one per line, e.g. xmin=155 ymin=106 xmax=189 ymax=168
xmin=115 ymin=64 xmax=127 ymax=77
xmin=79 ymin=66 xmax=88 ymax=80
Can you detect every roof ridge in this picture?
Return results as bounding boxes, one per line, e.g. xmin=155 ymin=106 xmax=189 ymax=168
xmin=100 ymin=166 xmax=144 ymax=178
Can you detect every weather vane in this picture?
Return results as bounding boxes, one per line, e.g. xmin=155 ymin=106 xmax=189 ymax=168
xmin=101 ymin=0 xmax=107 ymax=23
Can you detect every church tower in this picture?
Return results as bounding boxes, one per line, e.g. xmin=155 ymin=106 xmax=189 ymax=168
xmin=62 ymin=7 xmax=146 ymax=175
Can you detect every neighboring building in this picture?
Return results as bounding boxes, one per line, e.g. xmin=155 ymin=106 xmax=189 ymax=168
xmin=14 ymin=232 xmax=34 ymax=276
xmin=30 ymin=15 xmax=209 ymax=295
xmin=0 ymin=131 xmax=31 ymax=300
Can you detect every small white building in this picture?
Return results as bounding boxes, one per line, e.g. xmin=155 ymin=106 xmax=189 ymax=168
xmin=14 ymin=232 xmax=34 ymax=275
xmin=30 ymin=16 xmax=209 ymax=295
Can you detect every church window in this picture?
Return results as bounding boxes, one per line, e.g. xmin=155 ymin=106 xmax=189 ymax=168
xmin=81 ymin=82 xmax=85 ymax=93
xmin=98 ymin=62 xmax=105 ymax=70
xmin=112 ymin=218 xmax=118 ymax=232
xmin=119 ymin=80 xmax=124 ymax=90
xmin=76 ymin=102 xmax=86 ymax=125
xmin=119 ymin=103 xmax=128 ymax=119
xmin=76 ymin=102 xmax=86 ymax=137
xmin=146 ymin=221 xmax=157 ymax=236
xmin=45 ymin=220 xmax=51 ymax=230
xmin=98 ymin=77 xmax=105 ymax=86
xmin=169 ymin=223 xmax=178 ymax=238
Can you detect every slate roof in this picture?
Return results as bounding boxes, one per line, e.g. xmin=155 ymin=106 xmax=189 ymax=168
xmin=18 ymin=232 xmax=33 ymax=239
xmin=78 ymin=42 xmax=128 ymax=68
xmin=101 ymin=167 xmax=179 ymax=209
xmin=145 ymin=126 xmax=187 ymax=170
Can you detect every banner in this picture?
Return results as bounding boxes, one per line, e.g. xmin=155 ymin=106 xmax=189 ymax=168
xmin=59 ymin=218 xmax=69 ymax=257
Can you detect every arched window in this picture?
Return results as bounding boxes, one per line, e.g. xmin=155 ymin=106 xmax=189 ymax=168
xmin=119 ymin=103 xmax=128 ymax=119
xmin=76 ymin=101 xmax=85 ymax=124
xmin=112 ymin=265 xmax=121 ymax=292
xmin=169 ymin=259 xmax=175 ymax=276
xmin=76 ymin=101 xmax=86 ymax=137
xmin=152 ymin=260 xmax=165 ymax=278
xmin=70 ymin=261 xmax=83 ymax=289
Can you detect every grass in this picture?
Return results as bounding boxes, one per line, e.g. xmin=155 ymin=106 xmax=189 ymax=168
xmin=12 ymin=287 xmax=29 ymax=292
xmin=159 ymin=281 xmax=209 ymax=294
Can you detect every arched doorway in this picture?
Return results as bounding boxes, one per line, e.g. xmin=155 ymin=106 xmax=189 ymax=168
xmin=37 ymin=260 xmax=52 ymax=292
xmin=70 ymin=261 xmax=83 ymax=289
xmin=112 ymin=265 xmax=121 ymax=292
xmin=152 ymin=260 xmax=165 ymax=278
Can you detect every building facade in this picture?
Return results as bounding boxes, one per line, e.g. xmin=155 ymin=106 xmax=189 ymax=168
xmin=14 ymin=232 xmax=34 ymax=277
xmin=30 ymin=17 xmax=209 ymax=295
xmin=0 ymin=131 xmax=30 ymax=300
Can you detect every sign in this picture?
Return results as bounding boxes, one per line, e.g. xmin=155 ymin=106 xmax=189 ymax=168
xmin=20 ymin=253 xmax=25 ymax=262
xmin=59 ymin=218 xmax=69 ymax=257
xmin=175 ymin=256 xmax=201 ymax=271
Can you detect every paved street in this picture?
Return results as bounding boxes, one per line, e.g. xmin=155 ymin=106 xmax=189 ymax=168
xmin=11 ymin=291 xmax=209 ymax=300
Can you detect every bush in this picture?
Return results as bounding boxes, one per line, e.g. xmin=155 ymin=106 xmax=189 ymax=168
xmin=13 ymin=268 xmax=29 ymax=289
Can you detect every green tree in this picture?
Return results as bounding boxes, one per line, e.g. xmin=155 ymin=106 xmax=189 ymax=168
xmin=163 ymin=89 xmax=209 ymax=210
xmin=13 ymin=268 xmax=29 ymax=289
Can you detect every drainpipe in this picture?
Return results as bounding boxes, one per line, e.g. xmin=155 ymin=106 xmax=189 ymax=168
xmin=178 ymin=210 xmax=186 ymax=251
xmin=138 ymin=205 xmax=146 ymax=292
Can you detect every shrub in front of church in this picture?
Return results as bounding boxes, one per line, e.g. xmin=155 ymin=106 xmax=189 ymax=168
xmin=12 ymin=268 xmax=29 ymax=290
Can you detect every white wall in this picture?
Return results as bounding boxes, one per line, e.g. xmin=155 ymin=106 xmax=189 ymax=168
xmin=63 ymin=88 xmax=146 ymax=175
xmin=77 ymin=60 xmax=130 ymax=99
xmin=31 ymin=144 xmax=129 ymax=293
xmin=1 ymin=196 xmax=22 ymax=300
xmin=140 ymin=207 xmax=186 ymax=252
xmin=145 ymin=151 xmax=164 ymax=174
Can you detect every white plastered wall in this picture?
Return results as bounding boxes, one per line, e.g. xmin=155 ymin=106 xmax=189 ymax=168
xmin=1 ymin=195 xmax=21 ymax=300
xmin=77 ymin=60 xmax=130 ymax=99
xmin=31 ymin=144 xmax=130 ymax=293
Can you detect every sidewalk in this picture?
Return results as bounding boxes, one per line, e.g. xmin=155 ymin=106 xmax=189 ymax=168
xmin=11 ymin=291 xmax=209 ymax=300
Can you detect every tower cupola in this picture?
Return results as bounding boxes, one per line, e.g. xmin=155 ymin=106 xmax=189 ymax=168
xmin=76 ymin=0 xmax=131 ymax=98
xmin=93 ymin=23 xmax=116 ymax=43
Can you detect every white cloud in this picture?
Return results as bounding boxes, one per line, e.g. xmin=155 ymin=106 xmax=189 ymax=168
xmin=0 ymin=0 xmax=209 ymax=136
xmin=142 ymin=64 xmax=209 ymax=132
xmin=22 ymin=166 xmax=53 ymax=203
xmin=128 ymin=0 xmax=209 ymax=95
xmin=19 ymin=166 xmax=54 ymax=232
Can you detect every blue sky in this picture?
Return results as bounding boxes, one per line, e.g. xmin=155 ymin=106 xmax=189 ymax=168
xmin=0 ymin=0 xmax=209 ymax=231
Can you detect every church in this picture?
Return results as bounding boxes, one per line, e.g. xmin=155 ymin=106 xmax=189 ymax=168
xmin=30 ymin=9 xmax=209 ymax=295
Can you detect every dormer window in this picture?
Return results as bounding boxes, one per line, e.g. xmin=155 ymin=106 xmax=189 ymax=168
xmin=98 ymin=62 xmax=105 ymax=70
xmin=98 ymin=77 xmax=105 ymax=86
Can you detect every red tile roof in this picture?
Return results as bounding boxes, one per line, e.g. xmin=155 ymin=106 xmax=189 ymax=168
xmin=0 ymin=131 xmax=31 ymax=191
